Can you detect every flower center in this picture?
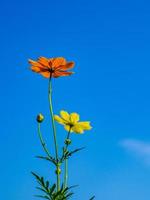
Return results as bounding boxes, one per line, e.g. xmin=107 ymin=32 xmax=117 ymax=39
xmin=67 ymin=122 xmax=75 ymax=127
xmin=49 ymin=67 xmax=55 ymax=73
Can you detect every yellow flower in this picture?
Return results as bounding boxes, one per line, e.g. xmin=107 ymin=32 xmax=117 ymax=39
xmin=54 ymin=110 xmax=92 ymax=134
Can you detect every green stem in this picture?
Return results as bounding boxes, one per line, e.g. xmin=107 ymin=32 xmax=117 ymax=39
xmin=64 ymin=159 xmax=68 ymax=188
xmin=37 ymin=123 xmax=51 ymax=158
xmin=64 ymin=130 xmax=71 ymax=188
xmin=48 ymin=77 xmax=60 ymax=191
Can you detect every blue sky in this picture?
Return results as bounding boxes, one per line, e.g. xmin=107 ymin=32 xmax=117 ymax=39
xmin=1 ymin=0 xmax=150 ymax=199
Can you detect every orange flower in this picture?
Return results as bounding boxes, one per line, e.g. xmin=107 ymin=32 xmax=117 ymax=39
xmin=29 ymin=57 xmax=75 ymax=78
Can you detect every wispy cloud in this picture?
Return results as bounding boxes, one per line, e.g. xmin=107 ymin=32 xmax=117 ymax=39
xmin=120 ymin=139 xmax=150 ymax=165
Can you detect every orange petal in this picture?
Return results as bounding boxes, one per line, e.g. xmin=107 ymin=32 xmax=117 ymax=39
xmin=31 ymin=66 xmax=42 ymax=72
xmin=53 ymin=71 xmax=74 ymax=78
xmin=38 ymin=57 xmax=49 ymax=68
xmin=52 ymin=57 xmax=66 ymax=68
xmin=31 ymin=65 xmax=49 ymax=72
xmin=55 ymin=62 xmax=75 ymax=70
xmin=40 ymin=71 xmax=50 ymax=78
xmin=29 ymin=59 xmax=42 ymax=67
xmin=29 ymin=58 xmax=49 ymax=70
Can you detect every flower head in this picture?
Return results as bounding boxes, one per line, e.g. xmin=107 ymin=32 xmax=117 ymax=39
xmin=54 ymin=110 xmax=92 ymax=134
xmin=29 ymin=57 xmax=74 ymax=78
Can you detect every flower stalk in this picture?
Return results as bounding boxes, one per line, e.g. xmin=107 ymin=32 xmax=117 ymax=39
xmin=64 ymin=129 xmax=71 ymax=188
xmin=48 ymin=77 xmax=60 ymax=191
xmin=37 ymin=122 xmax=51 ymax=159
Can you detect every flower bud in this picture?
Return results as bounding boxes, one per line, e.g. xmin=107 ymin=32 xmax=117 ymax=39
xmin=65 ymin=139 xmax=72 ymax=145
xmin=36 ymin=113 xmax=44 ymax=123
xmin=55 ymin=168 xmax=61 ymax=175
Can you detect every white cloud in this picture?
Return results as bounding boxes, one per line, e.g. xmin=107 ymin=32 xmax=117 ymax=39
xmin=120 ymin=139 xmax=150 ymax=165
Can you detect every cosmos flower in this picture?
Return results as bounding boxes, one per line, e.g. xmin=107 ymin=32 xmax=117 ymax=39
xmin=54 ymin=110 xmax=92 ymax=134
xmin=29 ymin=57 xmax=74 ymax=78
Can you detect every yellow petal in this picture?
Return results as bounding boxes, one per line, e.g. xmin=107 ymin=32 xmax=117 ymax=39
xmin=77 ymin=121 xmax=92 ymax=130
xmin=60 ymin=110 xmax=70 ymax=121
xmin=70 ymin=113 xmax=80 ymax=123
xmin=54 ymin=115 xmax=65 ymax=125
xmin=64 ymin=125 xmax=73 ymax=132
xmin=71 ymin=124 xmax=84 ymax=134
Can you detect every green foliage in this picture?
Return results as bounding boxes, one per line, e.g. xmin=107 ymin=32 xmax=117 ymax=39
xmin=32 ymin=172 xmax=74 ymax=200
xmin=89 ymin=196 xmax=95 ymax=200
xmin=60 ymin=147 xmax=85 ymax=163
xmin=35 ymin=147 xmax=85 ymax=166
xmin=36 ymin=155 xmax=57 ymax=166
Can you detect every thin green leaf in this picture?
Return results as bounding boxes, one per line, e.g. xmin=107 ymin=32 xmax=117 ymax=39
xmin=31 ymin=172 xmax=40 ymax=180
xmin=67 ymin=147 xmax=85 ymax=157
xmin=36 ymin=155 xmax=57 ymax=165
xmin=41 ymin=177 xmax=44 ymax=186
xmin=36 ymin=187 xmax=47 ymax=193
xmin=65 ymin=192 xmax=74 ymax=199
xmin=49 ymin=184 xmax=56 ymax=195
xmin=89 ymin=196 xmax=95 ymax=200
xmin=46 ymin=181 xmax=49 ymax=189
xmin=34 ymin=195 xmax=50 ymax=199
